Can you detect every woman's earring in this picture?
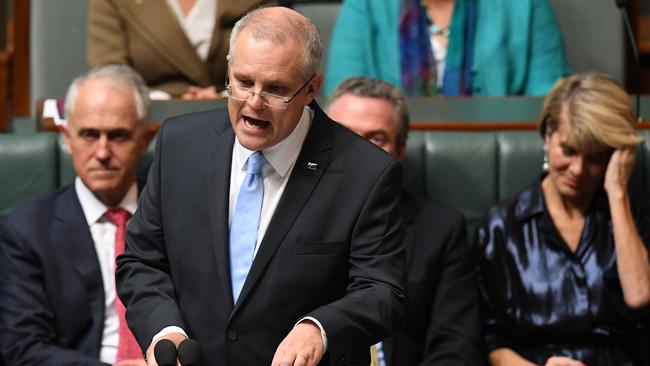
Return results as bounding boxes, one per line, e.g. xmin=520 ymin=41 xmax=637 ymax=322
xmin=542 ymin=144 xmax=549 ymax=172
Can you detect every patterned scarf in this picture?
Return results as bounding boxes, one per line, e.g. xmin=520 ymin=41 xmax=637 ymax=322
xmin=399 ymin=0 xmax=476 ymax=96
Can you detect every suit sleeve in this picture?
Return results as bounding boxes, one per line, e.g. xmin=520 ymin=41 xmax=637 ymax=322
xmin=0 ymin=218 xmax=107 ymax=366
xmin=88 ymin=0 xmax=129 ymax=67
xmin=307 ymin=159 xmax=410 ymax=358
xmin=116 ymin=121 xmax=186 ymax=350
xmin=522 ymin=0 xmax=570 ymax=95
xmin=420 ymin=213 xmax=484 ymax=366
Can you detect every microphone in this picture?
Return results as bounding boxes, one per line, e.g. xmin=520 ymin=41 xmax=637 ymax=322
xmin=154 ymin=339 xmax=178 ymax=366
xmin=177 ymin=339 xmax=200 ymax=366
xmin=614 ymin=0 xmax=641 ymax=119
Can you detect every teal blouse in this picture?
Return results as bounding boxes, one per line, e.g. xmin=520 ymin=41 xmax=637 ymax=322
xmin=324 ymin=0 xmax=570 ymax=96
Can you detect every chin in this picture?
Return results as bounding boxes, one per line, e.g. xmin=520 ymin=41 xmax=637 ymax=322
xmin=87 ymin=179 xmax=120 ymax=193
xmin=237 ymin=134 xmax=272 ymax=151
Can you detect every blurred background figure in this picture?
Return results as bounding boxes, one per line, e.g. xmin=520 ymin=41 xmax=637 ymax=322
xmin=325 ymin=0 xmax=570 ymax=96
xmin=475 ymin=72 xmax=650 ymax=366
xmin=88 ymin=0 xmax=274 ymax=100
xmin=0 ymin=65 xmax=157 ymax=366
xmin=327 ymin=76 xmax=483 ymax=366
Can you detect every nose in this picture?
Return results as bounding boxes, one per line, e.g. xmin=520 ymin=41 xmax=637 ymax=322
xmin=246 ymin=91 xmax=266 ymax=110
xmin=95 ymin=135 xmax=111 ymax=162
xmin=568 ymin=156 xmax=584 ymax=177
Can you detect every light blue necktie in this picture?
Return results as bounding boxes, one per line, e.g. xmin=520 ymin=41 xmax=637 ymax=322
xmin=230 ymin=151 xmax=266 ymax=302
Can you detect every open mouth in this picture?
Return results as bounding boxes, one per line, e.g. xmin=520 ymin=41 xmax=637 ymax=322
xmin=244 ymin=116 xmax=270 ymax=129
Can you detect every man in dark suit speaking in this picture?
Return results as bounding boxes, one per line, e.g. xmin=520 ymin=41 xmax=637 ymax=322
xmin=0 ymin=65 xmax=157 ymax=365
xmin=327 ymin=77 xmax=483 ymax=366
xmin=116 ymin=6 xmax=409 ymax=366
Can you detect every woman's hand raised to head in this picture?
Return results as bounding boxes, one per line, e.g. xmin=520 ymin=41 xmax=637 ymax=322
xmin=604 ymin=147 xmax=636 ymax=199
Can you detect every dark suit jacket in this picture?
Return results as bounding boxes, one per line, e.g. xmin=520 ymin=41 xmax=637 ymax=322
xmin=381 ymin=190 xmax=483 ymax=366
xmin=117 ymin=102 xmax=409 ymax=365
xmin=0 ymin=185 xmax=108 ymax=366
xmin=88 ymin=0 xmax=275 ymax=96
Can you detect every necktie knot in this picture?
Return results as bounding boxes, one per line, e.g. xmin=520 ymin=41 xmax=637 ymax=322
xmin=104 ymin=208 xmax=130 ymax=227
xmin=247 ymin=152 xmax=266 ymax=176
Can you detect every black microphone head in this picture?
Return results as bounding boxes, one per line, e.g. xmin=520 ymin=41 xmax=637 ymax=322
xmin=177 ymin=339 xmax=200 ymax=366
xmin=615 ymin=0 xmax=628 ymax=8
xmin=154 ymin=339 xmax=178 ymax=366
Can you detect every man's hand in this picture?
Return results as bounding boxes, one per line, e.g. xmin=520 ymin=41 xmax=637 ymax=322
xmin=145 ymin=332 xmax=188 ymax=366
xmin=271 ymin=320 xmax=324 ymax=366
xmin=544 ymin=356 xmax=587 ymax=366
xmin=114 ymin=359 xmax=148 ymax=366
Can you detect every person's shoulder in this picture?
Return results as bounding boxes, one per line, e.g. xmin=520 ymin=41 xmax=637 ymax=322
xmin=164 ymin=108 xmax=229 ymax=129
xmin=158 ymin=108 xmax=231 ymax=141
xmin=477 ymin=181 xmax=540 ymax=238
xmin=403 ymin=189 xmax=464 ymax=226
xmin=1 ymin=185 xmax=75 ymax=232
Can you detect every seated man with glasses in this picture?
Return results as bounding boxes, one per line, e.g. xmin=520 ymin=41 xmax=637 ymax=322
xmin=116 ymin=6 xmax=409 ymax=366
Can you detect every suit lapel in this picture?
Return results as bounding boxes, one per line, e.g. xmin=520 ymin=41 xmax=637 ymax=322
xmin=233 ymin=103 xmax=334 ymax=314
xmin=206 ymin=110 xmax=236 ymax=309
xmin=54 ymin=186 xmax=105 ymax=343
xmin=117 ymin=0 xmax=209 ymax=85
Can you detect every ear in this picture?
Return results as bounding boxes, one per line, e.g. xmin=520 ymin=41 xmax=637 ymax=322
xmin=59 ymin=124 xmax=72 ymax=153
xmin=141 ymin=123 xmax=159 ymax=150
xmin=543 ymin=131 xmax=552 ymax=146
xmin=396 ymin=141 xmax=407 ymax=161
xmin=304 ymin=74 xmax=323 ymax=104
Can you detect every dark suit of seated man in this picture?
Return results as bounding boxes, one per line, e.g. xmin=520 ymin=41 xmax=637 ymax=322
xmin=327 ymin=77 xmax=484 ymax=366
xmin=115 ymin=6 xmax=409 ymax=366
xmin=0 ymin=65 xmax=157 ymax=366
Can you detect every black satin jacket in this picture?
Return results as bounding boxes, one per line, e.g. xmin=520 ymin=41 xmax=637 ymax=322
xmin=474 ymin=178 xmax=650 ymax=365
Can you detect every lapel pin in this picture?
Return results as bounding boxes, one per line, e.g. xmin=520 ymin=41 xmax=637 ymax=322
xmin=306 ymin=162 xmax=318 ymax=171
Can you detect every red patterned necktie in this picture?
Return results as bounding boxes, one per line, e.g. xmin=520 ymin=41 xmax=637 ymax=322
xmin=104 ymin=208 xmax=143 ymax=362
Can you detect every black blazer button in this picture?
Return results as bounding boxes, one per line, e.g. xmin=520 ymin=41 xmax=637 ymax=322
xmin=226 ymin=329 xmax=238 ymax=341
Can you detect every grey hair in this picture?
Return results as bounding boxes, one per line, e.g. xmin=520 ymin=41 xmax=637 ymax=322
xmin=228 ymin=7 xmax=323 ymax=80
xmin=65 ymin=64 xmax=150 ymax=122
xmin=328 ymin=77 xmax=410 ymax=144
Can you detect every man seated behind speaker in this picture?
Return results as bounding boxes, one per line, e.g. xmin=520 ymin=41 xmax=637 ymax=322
xmin=0 ymin=65 xmax=158 ymax=366
xmin=327 ymin=77 xmax=483 ymax=366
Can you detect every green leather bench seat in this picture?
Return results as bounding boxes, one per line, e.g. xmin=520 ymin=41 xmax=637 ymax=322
xmin=3 ymin=130 xmax=650 ymax=239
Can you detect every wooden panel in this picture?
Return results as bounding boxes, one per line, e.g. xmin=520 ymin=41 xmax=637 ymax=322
xmin=0 ymin=50 xmax=9 ymax=131
xmin=10 ymin=0 xmax=30 ymax=117
xmin=411 ymin=120 xmax=650 ymax=131
xmin=640 ymin=16 xmax=650 ymax=54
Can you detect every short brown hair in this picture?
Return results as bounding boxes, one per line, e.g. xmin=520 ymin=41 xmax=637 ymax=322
xmin=328 ymin=77 xmax=409 ymax=147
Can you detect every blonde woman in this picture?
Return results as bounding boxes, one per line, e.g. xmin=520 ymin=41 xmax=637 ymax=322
xmin=475 ymin=73 xmax=650 ymax=366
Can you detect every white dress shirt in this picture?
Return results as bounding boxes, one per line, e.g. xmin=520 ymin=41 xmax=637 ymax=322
xmin=154 ymin=106 xmax=328 ymax=351
xmin=75 ymin=177 xmax=138 ymax=364
xmin=166 ymin=0 xmax=217 ymax=61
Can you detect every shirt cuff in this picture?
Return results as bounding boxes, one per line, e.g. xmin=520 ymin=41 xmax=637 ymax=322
xmin=295 ymin=317 xmax=328 ymax=352
xmin=151 ymin=326 xmax=188 ymax=347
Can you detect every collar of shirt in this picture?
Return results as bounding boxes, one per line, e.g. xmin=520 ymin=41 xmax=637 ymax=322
xmin=234 ymin=105 xmax=313 ymax=177
xmin=75 ymin=177 xmax=138 ymax=226
xmin=165 ymin=0 xmax=217 ymax=61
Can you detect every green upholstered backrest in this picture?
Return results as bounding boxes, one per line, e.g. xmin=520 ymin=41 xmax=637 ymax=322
xmin=0 ymin=133 xmax=59 ymax=216
xmin=3 ymin=128 xmax=650 ymax=232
